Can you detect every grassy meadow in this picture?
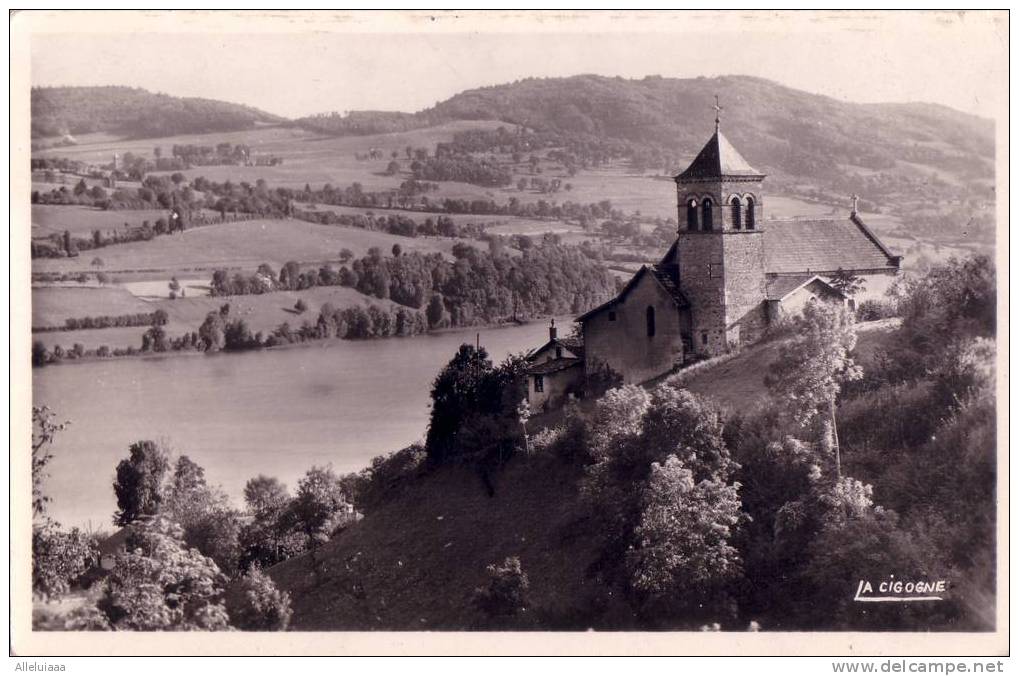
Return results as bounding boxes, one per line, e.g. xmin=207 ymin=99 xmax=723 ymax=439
xmin=31 ymin=117 xmax=954 ymax=360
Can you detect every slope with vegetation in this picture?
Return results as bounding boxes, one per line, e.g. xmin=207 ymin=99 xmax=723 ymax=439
xmin=264 ymin=254 xmax=996 ymax=631
xmin=31 ymin=86 xmax=283 ymax=139
xmin=30 ymin=254 xmax=996 ymax=632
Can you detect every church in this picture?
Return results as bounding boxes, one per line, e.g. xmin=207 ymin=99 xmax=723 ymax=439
xmin=525 ymin=111 xmax=901 ymax=409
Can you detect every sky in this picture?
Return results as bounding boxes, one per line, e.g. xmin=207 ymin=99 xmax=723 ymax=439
xmin=23 ymin=10 xmax=1008 ymax=120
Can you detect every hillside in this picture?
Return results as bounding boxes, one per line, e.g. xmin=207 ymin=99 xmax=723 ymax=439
xmin=265 ymin=321 xmax=902 ymax=630
xmin=296 ymin=75 xmax=993 ymax=207
xmin=31 ymin=86 xmax=283 ymax=139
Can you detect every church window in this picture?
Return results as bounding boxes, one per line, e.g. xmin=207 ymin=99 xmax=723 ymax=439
xmin=730 ymin=196 xmax=742 ymax=230
xmin=534 ymin=375 xmax=544 ymax=393
xmin=702 ymin=199 xmax=714 ymax=230
xmin=746 ymin=196 xmax=756 ymax=230
xmin=608 ymin=310 xmax=617 ymax=322
xmin=686 ymin=199 xmax=698 ymax=230
xmin=701 ymin=332 xmax=708 ymax=346
xmin=646 ymin=306 xmax=656 ymax=337
xmin=555 ymin=346 xmax=563 ymax=359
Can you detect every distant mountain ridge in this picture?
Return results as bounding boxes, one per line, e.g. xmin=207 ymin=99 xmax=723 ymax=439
xmin=31 ymin=86 xmax=284 ymax=139
xmin=32 ymin=77 xmax=994 ymax=207
xmin=295 ymin=74 xmax=993 ymax=195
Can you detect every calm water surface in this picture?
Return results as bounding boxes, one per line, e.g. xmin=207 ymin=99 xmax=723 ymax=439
xmin=33 ymin=322 xmax=554 ymax=529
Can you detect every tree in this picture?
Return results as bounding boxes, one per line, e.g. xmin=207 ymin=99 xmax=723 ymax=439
xmin=473 ymin=556 xmax=529 ymax=619
xmin=142 ymin=325 xmax=168 ymax=352
xmin=32 ymin=406 xmax=68 ymax=518
xmin=294 ymin=299 xmax=308 ymax=314
xmin=287 ymin=466 xmax=352 ymax=547
xmin=426 ymin=293 xmax=449 ymax=329
xmin=226 ymin=568 xmax=293 ymax=631
xmin=244 ymin=475 xmax=290 ymax=516
xmin=625 ymin=455 xmax=744 ymax=625
xmin=95 ymin=517 xmax=230 ymax=631
xmin=767 ymin=301 xmax=862 ymax=479
xmin=239 ymin=476 xmax=300 ymax=570
xmin=33 ymin=524 xmax=97 ymax=599
xmin=391 ymin=243 xmax=402 ymax=258
xmin=32 ymin=341 xmax=47 ymax=367
xmin=587 ymin=384 xmax=651 ymax=461
xmin=113 ymin=440 xmax=170 ymax=526
xmin=91 ymin=257 xmax=104 ymax=270
xmin=829 ymin=268 xmax=864 ymax=297
xmin=385 ymin=160 xmax=401 ymax=176
xmin=425 ymin=344 xmax=492 ymax=463
xmin=199 ymin=311 xmax=226 ymax=352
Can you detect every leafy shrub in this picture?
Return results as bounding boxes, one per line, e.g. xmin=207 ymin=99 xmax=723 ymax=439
xmin=625 ymin=455 xmax=744 ymax=625
xmin=32 ymin=523 xmax=98 ymax=598
xmin=473 ymin=557 xmax=530 ymax=618
xmin=226 ymin=568 xmax=293 ymax=631
xmin=855 ymin=298 xmax=898 ymax=321
xmin=95 ymin=516 xmax=230 ymax=631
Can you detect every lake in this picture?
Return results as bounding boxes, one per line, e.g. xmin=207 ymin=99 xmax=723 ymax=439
xmin=32 ymin=321 xmax=556 ymax=530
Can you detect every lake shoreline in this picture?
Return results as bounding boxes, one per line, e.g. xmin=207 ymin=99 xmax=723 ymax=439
xmin=33 ymin=318 xmax=560 ymax=529
xmin=31 ymin=314 xmax=565 ymax=369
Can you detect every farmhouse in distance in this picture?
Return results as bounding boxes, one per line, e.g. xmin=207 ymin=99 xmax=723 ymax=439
xmin=526 ymin=110 xmax=902 ymax=408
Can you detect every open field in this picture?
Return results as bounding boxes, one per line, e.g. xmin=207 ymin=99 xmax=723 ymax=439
xmin=32 ymin=218 xmax=470 ymax=278
xmin=33 ymin=283 xmax=407 ymax=352
xmin=295 ymin=201 xmax=588 ymax=237
xmin=35 ymin=121 xmax=511 ymax=191
xmin=31 ymin=205 xmax=191 ymax=238
xmin=32 ymin=285 xmax=152 ymax=327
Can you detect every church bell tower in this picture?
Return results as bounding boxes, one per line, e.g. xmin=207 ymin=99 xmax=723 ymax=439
xmin=669 ymin=98 xmax=768 ymax=356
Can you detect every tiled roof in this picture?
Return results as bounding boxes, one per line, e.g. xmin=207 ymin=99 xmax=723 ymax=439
xmin=765 ymin=274 xmax=838 ymax=301
xmin=676 ymin=130 xmax=764 ymax=181
xmin=649 ymin=265 xmax=690 ymax=309
xmin=557 ymin=337 xmax=585 ymax=359
xmin=526 ymin=336 xmax=585 ymax=361
xmin=763 ymin=215 xmax=900 ymax=275
xmin=576 ymin=264 xmax=688 ymax=322
xmin=526 ymin=357 xmax=582 ymax=376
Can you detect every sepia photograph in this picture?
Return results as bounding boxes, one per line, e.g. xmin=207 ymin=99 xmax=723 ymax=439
xmin=9 ymin=8 xmax=1008 ymax=658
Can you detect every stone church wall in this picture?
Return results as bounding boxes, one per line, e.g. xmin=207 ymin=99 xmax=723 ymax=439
xmin=722 ymin=231 xmax=768 ymax=347
xmin=582 ymin=272 xmax=685 ymax=385
xmin=676 ymin=232 xmax=727 ymax=356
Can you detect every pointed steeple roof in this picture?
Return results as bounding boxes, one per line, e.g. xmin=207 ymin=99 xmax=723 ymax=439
xmin=675 ymin=130 xmax=764 ymax=181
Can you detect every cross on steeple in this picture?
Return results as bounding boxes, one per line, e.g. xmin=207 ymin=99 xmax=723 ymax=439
xmin=851 ymin=193 xmax=859 ymax=215
xmin=714 ymin=95 xmax=723 ymax=132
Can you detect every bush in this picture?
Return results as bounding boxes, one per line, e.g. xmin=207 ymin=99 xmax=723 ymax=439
xmin=96 ymin=516 xmax=230 ymax=631
xmin=32 ymin=523 xmax=98 ymax=598
xmin=856 ymin=298 xmax=898 ymax=321
xmin=294 ymin=299 xmax=308 ymax=313
xmin=473 ymin=556 xmax=529 ymax=618
xmin=226 ymin=568 xmax=293 ymax=631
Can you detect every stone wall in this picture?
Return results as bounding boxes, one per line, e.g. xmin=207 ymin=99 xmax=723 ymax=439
xmin=722 ymin=231 xmax=768 ymax=346
xmin=676 ymin=231 xmax=727 ymax=356
xmin=528 ymin=366 xmax=583 ymax=410
xmin=582 ymin=271 xmax=685 ymax=384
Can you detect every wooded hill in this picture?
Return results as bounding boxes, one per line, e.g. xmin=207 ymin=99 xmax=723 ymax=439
xmin=297 ymin=74 xmax=994 ymax=197
xmin=31 ymin=86 xmax=283 ymax=139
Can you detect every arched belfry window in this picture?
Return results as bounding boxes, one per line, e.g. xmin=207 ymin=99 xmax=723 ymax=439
xmin=730 ymin=196 xmax=742 ymax=230
xmin=702 ymin=199 xmax=714 ymax=231
xmin=646 ymin=306 xmax=656 ymax=337
xmin=686 ymin=199 xmax=698 ymax=231
xmin=746 ymin=197 xmax=756 ymax=230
